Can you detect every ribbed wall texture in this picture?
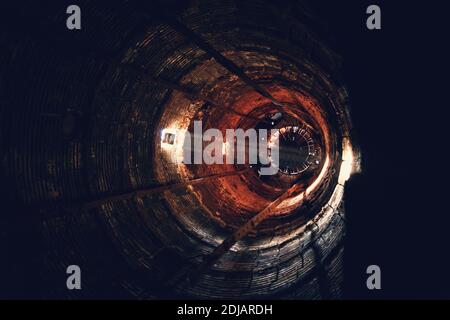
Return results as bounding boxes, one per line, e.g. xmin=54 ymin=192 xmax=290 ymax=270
xmin=0 ymin=0 xmax=357 ymax=299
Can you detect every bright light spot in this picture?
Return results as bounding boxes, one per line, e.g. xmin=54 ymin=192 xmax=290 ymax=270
xmin=161 ymin=126 xmax=187 ymax=165
xmin=222 ymin=141 xmax=230 ymax=155
xmin=161 ymin=128 xmax=177 ymax=147
xmin=338 ymin=138 xmax=354 ymax=184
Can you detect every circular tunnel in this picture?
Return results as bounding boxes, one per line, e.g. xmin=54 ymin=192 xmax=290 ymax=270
xmin=0 ymin=0 xmax=359 ymax=299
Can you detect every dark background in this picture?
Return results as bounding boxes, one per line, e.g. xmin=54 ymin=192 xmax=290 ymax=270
xmin=307 ymin=0 xmax=450 ymax=298
xmin=1 ymin=0 xmax=449 ymax=299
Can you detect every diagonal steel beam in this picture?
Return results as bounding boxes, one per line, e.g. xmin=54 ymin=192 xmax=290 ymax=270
xmin=83 ymin=167 xmax=251 ymax=210
xmin=37 ymin=167 xmax=251 ymax=213
xmin=139 ymin=5 xmax=284 ymax=107
xmin=120 ymin=63 xmax=269 ymax=124
xmin=169 ymin=182 xmax=305 ymax=285
xmin=163 ymin=20 xmax=283 ymax=107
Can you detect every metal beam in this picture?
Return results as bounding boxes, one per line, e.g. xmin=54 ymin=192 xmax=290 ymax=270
xmin=36 ymin=167 xmax=251 ymax=212
xmin=83 ymin=167 xmax=251 ymax=210
xmin=183 ymin=182 xmax=305 ymax=283
xmin=139 ymin=5 xmax=284 ymax=107
xmin=165 ymin=20 xmax=283 ymax=106
xmin=119 ymin=63 xmax=268 ymax=124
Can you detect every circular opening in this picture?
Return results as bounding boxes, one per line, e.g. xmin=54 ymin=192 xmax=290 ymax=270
xmin=278 ymin=125 xmax=316 ymax=175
